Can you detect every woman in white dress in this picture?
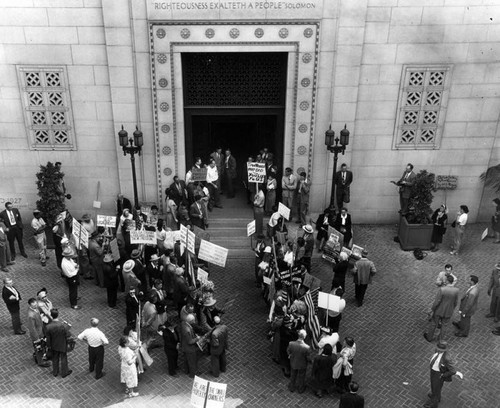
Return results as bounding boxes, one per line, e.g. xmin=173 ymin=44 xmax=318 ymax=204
xmin=118 ymin=335 xmax=139 ymax=398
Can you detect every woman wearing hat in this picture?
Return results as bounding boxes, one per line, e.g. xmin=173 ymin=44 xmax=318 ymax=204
xmin=430 ymin=204 xmax=448 ymax=252
xmin=61 ymin=247 xmax=81 ymax=309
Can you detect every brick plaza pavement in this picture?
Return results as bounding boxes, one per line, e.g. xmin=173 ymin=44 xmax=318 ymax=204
xmin=0 ymin=223 xmax=499 ymax=408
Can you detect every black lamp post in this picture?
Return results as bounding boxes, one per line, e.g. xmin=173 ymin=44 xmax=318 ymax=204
xmin=325 ymin=124 xmax=350 ymax=208
xmin=118 ymin=125 xmax=143 ymax=209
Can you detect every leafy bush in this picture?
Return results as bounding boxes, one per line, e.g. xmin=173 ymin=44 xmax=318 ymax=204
xmin=406 ymin=170 xmax=436 ymax=224
xmin=35 ymin=162 xmax=67 ymax=226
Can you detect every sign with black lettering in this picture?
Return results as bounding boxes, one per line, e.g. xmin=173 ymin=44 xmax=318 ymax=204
xmin=435 ymin=175 xmax=458 ymax=190
xmin=191 ymin=376 xmax=227 ymax=408
xmin=191 ymin=168 xmax=208 ymax=182
xmin=247 ymin=162 xmax=266 ymax=184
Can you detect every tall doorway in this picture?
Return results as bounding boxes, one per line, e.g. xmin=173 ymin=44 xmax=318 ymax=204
xmin=182 ymin=52 xmax=287 ymax=202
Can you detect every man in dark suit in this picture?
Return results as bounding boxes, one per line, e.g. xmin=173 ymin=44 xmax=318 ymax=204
xmin=169 ymin=176 xmax=187 ymax=207
xmin=339 ymin=381 xmax=365 ymax=408
xmin=287 ymin=329 xmax=310 ymax=393
xmin=209 ymin=316 xmax=228 ymax=377
xmin=424 ymin=275 xmax=460 ymax=342
xmin=224 ymin=149 xmax=237 ymax=198
xmin=115 ymin=194 xmax=132 ymax=228
xmin=180 ymin=313 xmax=201 ymax=378
xmin=424 ymin=342 xmax=459 ymax=408
xmin=45 ymin=308 xmax=72 ymax=378
xmin=159 ymin=321 xmax=180 ymax=376
xmin=189 ymin=195 xmax=208 ymax=230
xmin=27 ymin=297 xmax=50 ymax=367
xmin=453 ymin=275 xmax=479 ymax=337
xmin=125 ymin=286 xmax=140 ymax=327
xmin=0 ymin=202 xmax=27 ymax=260
xmin=335 ymin=163 xmax=353 ymax=211
xmin=2 ymin=277 xmax=25 ymax=335
xmin=334 ymin=207 xmax=353 ymax=248
xmin=395 ymin=163 xmax=416 ymax=215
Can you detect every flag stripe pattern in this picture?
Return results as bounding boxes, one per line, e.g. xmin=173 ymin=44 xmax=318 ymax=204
xmin=304 ymin=289 xmax=321 ymax=348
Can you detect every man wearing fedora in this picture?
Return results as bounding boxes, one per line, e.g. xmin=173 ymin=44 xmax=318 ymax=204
xmin=102 ymin=253 xmax=119 ymax=308
xmin=61 ymin=247 xmax=81 ymax=309
xmin=130 ymin=249 xmax=148 ymax=293
xmin=89 ymin=231 xmax=104 ymax=287
xmin=453 ymin=275 xmax=479 ymax=337
xmin=209 ymin=316 xmax=228 ymax=377
xmin=353 ymin=250 xmax=377 ymax=307
xmin=200 ymin=295 xmax=223 ymax=333
xmin=125 ymin=286 xmax=140 ymax=327
xmin=287 ymin=329 xmax=310 ymax=393
xmin=424 ymin=341 xmax=461 ymax=408
xmin=146 ymin=254 xmax=162 ymax=288
xmin=486 ymin=262 xmax=500 ymax=323
xmin=122 ymin=260 xmax=141 ymax=296
xmin=31 ymin=209 xmax=48 ymax=266
xmin=295 ymin=224 xmax=314 ymax=272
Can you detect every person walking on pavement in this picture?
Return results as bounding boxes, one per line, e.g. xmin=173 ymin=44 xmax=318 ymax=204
xmin=287 ymin=329 xmax=310 ymax=393
xmin=0 ymin=220 xmax=15 ymax=272
xmin=339 ymin=381 xmax=365 ymax=408
xmin=2 ymin=277 xmax=26 ymax=335
xmin=61 ymin=247 xmax=81 ymax=310
xmin=424 ymin=341 xmax=462 ymax=408
xmin=31 ymin=209 xmax=48 ymax=266
xmin=77 ymin=318 xmax=109 ymax=379
xmin=424 ymin=275 xmax=460 ymax=342
xmin=45 ymin=308 xmax=73 ymax=378
xmin=0 ymin=202 xmax=28 ymax=260
xmin=210 ymin=316 xmax=229 ymax=377
xmin=352 ymin=250 xmax=376 ymax=307
xmin=27 ymin=297 xmax=51 ymax=367
xmin=159 ymin=321 xmax=180 ymax=376
xmin=453 ymin=275 xmax=479 ymax=337
xmin=486 ymin=262 xmax=500 ymax=323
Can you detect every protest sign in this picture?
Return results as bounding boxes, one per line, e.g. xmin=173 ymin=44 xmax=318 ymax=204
xmin=191 ymin=376 xmax=227 ymax=408
xmin=247 ymin=220 xmax=256 ymax=237
xmin=187 ymin=229 xmax=196 ymax=254
xmin=96 ymin=215 xmax=116 ymax=228
xmin=278 ymin=202 xmax=290 ymax=220
xmin=130 ymin=229 xmax=156 ymax=245
xmin=247 ymin=162 xmax=266 ymax=184
xmin=351 ymin=244 xmax=364 ymax=259
xmin=481 ymin=228 xmax=489 ymax=241
xmin=197 ymin=267 xmax=209 ymax=283
xmin=328 ymin=227 xmax=344 ymax=247
xmin=318 ymin=291 xmax=342 ymax=313
xmin=263 ymin=276 xmax=272 ymax=285
xmin=72 ymin=218 xmax=88 ymax=249
xmin=198 ymin=240 xmax=228 ymax=268
xmin=191 ymin=168 xmax=208 ymax=182
xmin=109 ymin=238 xmax=120 ymax=262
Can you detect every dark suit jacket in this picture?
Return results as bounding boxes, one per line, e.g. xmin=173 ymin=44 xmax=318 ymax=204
xmin=116 ymin=197 xmax=132 ymax=216
xmin=397 ymin=170 xmax=416 ymax=199
xmin=210 ymin=152 xmax=225 ymax=174
xmin=432 ymin=285 xmax=459 ymax=318
xmin=125 ymin=293 xmax=140 ymax=322
xmin=27 ymin=308 xmax=44 ymax=342
xmin=210 ymin=324 xmax=228 ymax=355
xmin=287 ymin=340 xmax=310 ymax=370
xmin=437 ymin=351 xmax=456 ymax=382
xmin=339 ymin=392 xmax=365 ymax=408
xmin=459 ymin=285 xmax=479 ymax=317
xmin=189 ymin=202 xmax=207 ymax=229
xmin=162 ymin=326 xmax=180 ymax=350
xmin=45 ymin=320 xmax=71 ymax=353
xmin=169 ymin=180 xmax=187 ymax=205
xmin=180 ymin=320 xmax=198 ymax=353
xmin=335 ymin=170 xmax=353 ymax=189
xmin=224 ymin=155 xmax=237 ymax=179
xmin=0 ymin=208 xmax=23 ymax=229
xmin=2 ymin=285 xmax=21 ymax=313
xmin=0 ymin=222 xmax=7 ymax=247
xmin=488 ymin=269 xmax=500 ymax=298
xmin=334 ymin=213 xmax=353 ymax=245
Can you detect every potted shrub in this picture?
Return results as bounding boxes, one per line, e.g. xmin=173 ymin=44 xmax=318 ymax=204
xmin=398 ymin=170 xmax=436 ymax=250
xmin=35 ymin=162 xmax=68 ymax=248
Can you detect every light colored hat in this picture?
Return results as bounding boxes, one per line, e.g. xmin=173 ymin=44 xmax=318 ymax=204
xmin=62 ymin=247 xmax=76 ymax=258
xmin=103 ymin=253 xmax=113 ymax=263
xmin=33 ymin=209 xmax=41 ymax=214
xmin=123 ymin=260 xmax=135 ymax=272
xmin=150 ymin=254 xmax=160 ymax=262
xmin=436 ymin=341 xmax=447 ymax=351
xmin=175 ymin=267 xmax=184 ymax=276
xmin=131 ymin=249 xmax=141 ymax=259
xmin=495 ymin=263 xmax=500 ymax=270
xmin=302 ymin=224 xmax=314 ymax=234
xmin=203 ymin=297 xmax=217 ymax=307
xmin=264 ymin=246 xmax=272 ymax=254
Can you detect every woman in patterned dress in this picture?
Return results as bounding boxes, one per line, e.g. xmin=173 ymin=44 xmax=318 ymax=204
xmin=118 ymin=335 xmax=139 ymax=398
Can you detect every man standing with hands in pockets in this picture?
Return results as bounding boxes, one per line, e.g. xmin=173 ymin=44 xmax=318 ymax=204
xmin=78 ymin=318 xmax=109 ymax=379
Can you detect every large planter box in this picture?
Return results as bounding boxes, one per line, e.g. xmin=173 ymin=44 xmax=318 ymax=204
xmin=398 ymin=215 xmax=433 ymax=251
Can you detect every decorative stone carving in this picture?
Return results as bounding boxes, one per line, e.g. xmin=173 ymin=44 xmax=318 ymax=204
xmin=298 ymin=124 xmax=308 ymax=133
xmin=279 ymin=28 xmax=289 ymax=38
xmin=162 ymin=146 xmax=172 ymax=155
xmin=254 ymin=28 xmax=264 ymax=38
xmin=301 ymin=78 xmax=311 ymax=87
xmin=156 ymin=28 xmax=166 ymax=39
xmin=157 ymin=54 xmax=167 ymax=64
xmin=180 ymin=28 xmax=191 ymax=39
xmin=302 ymin=53 xmax=312 ymax=64
xmin=303 ymin=28 xmax=313 ymax=38
xmin=229 ymin=28 xmax=240 ymax=39
xmin=158 ymin=78 xmax=168 ymax=88
xmin=297 ymin=167 xmax=306 ymax=175
xmin=205 ymin=28 xmax=215 ymax=39
xmin=299 ymin=101 xmax=310 ymax=111
xmin=160 ymin=102 xmax=169 ymax=112
xmin=163 ymin=167 xmax=172 ymax=176
xmin=297 ymin=146 xmax=307 ymax=155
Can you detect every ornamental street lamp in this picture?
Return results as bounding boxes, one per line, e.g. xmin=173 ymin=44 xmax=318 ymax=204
xmin=118 ymin=125 xmax=143 ymax=209
xmin=325 ymin=124 xmax=350 ymax=208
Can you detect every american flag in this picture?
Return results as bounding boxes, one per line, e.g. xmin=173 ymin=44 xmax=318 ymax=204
xmin=185 ymin=252 xmax=197 ymax=286
xmin=304 ymin=289 xmax=321 ymax=349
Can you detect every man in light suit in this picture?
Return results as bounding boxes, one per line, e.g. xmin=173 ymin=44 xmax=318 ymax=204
xmin=453 ymin=275 xmax=479 ymax=337
xmin=396 ymin=163 xmax=416 ymax=215
xmin=180 ymin=314 xmax=201 ymax=378
xmin=281 ymin=167 xmax=297 ymax=220
xmin=424 ymin=275 xmax=460 ymax=342
xmin=0 ymin=202 xmax=27 ymax=260
xmin=287 ymin=329 xmax=310 ymax=393
xmin=335 ymin=163 xmax=353 ymax=211
xmin=0 ymin=221 xmax=15 ymax=272
xmin=210 ymin=147 xmax=225 ymax=190
xmin=296 ymin=172 xmax=311 ymax=227
xmin=224 ymin=149 xmax=237 ymax=198
xmin=27 ymin=297 xmax=50 ymax=367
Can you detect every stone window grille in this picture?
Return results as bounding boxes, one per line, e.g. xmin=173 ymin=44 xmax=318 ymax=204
xmin=18 ymin=66 xmax=76 ymax=150
xmin=394 ymin=66 xmax=451 ymax=150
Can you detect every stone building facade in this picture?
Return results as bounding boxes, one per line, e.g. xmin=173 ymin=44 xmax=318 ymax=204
xmin=1 ymin=0 xmax=499 ymax=223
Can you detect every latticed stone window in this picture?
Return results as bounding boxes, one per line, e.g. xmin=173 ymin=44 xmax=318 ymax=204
xmin=393 ymin=66 xmax=451 ymax=150
xmin=17 ymin=66 xmax=75 ymax=150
